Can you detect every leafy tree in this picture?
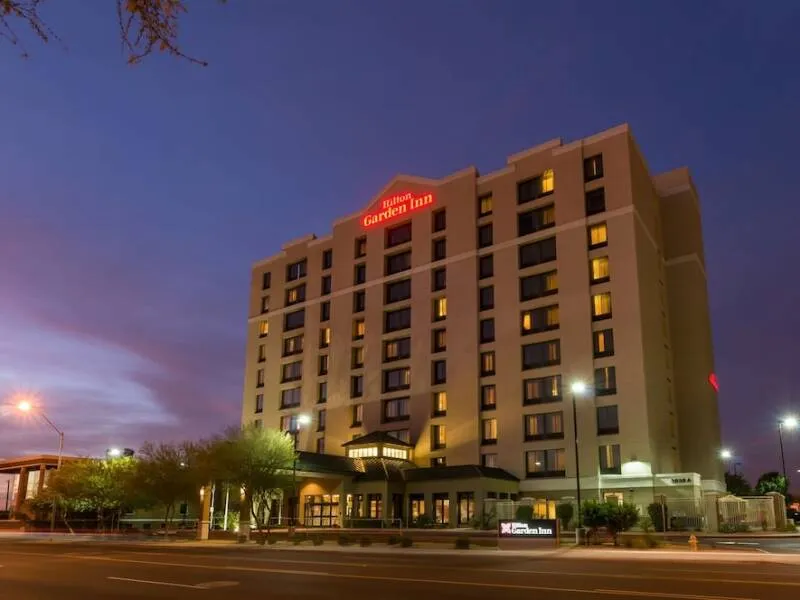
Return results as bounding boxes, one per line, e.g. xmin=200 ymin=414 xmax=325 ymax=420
xmin=755 ymin=472 xmax=789 ymax=496
xmin=581 ymin=499 xmax=608 ymax=544
xmin=1 ymin=0 xmax=227 ymax=64
xmin=647 ymin=502 xmax=669 ymax=532
xmin=556 ymin=503 xmax=574 ymax=531
xmin=605 ymin=502 xmax=640 ymax=546
xmin=725 ymin=472 xmax=753 ymax=497
xmin=515 ymin=504 xmax=534 ymax=521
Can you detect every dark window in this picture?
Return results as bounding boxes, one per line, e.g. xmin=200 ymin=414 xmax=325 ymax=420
xmin=257 ymin=344 xmax=266 ymax=363
xmin=260 ymin=296 xmax=269 ymax=314
xmin=353 ymin=290 xmax=366 ymax=313
xmin=517 ymin=170 xmax=554 ymax=204
xmin=316 ymin=437 xmax=325 ymax=454
xmin=321 ymin=275 xmax=332 ymax=295
xmin=479 ymin=286 xmax=494 ymax=311
xmin=519 ymin=237 xmax=557 ymax=269
xmin=479 ymin=318 xmax=495 ymax=344
xmin=286 ymin=259 xmax=307 ymax=282
xmin=387 ymin=429 xmax=410 ymax=444
xmin=482 ymin=455 xmax=497 ymax=469
xmin=383 ymin=337 xmax=411 ymax=362
xmin=523 ymin=375 xmax=562 ymax=405
xmin=593 ymin=329 xmax=615 ymax=358
xmin=386 ymin=222 xmax=412 ymax=248
xmin=520 ymin=270 xmax=558 ymax=301
xmin=285 ymin=284 xmax=306 ymax=306
xmin=480 ymin=351 xmax=495 ymax=377
xmin=524 ymin=411 xmax=564 ymax=441
xmin=432 ymin=209 xmax=446 ymax=232
xmin=351 ymin=375 xmax=364 ymax=398
xmin=255 ymin=368 xmax=264 ymax=388
xmin=382 ymin=397 xmax=410 ymax=422
xmin=385 ymin=250 xmax=411 ymax=276
xmin=351 ymin=404 xmax=363 ymax=426
xmin=522 ymin=340 xmax=561 ymax=370
xmin=351 ymin=346 xmax=364 ymax=369
xmin=322 ymin=249 xmax=333 ymax=270
xmin=480 ymin=384 xmax=496 ymax=410
xmin=584 ymin=154 xmax=604 ymax=182
xmin=432 ymin=360 xmax=446 ymax=384
xmin=521 ymin=305 xmax=559 ymax=335
xmin=318 ymin=382 xmax=328 ymax=404
xmin=283 ymin=309 xmax=305 ymax=331
xmin=585 ymin=187 xmax=606 ymax=216
xmin=320 ymin=301 xmax=330 ymax=322
xmin=383 ymin=367 xmax=411 ymax=392
xmin=262 ymin=272 xmax=271 ymax=290
xmin=597 ymin=405 xmax=619 ymax=435
xmin=478 ymin=254 xmax=494 ymax=279
xmin=478 ymin=193 xmax=493 ymax=217
xmin=280 ymin=387 xmax=301 ymax=409
xmin=385 ymin=279 xmax=411 ymax=304
xmin=355 ymin=236 xmax=367 ymax=258
xmin=518 ymin=204 xmax=555 ymax=236
xmin=384 ymin=307 xmax=411 ymax=333
xmin=477 ymin=224 xmax=493 ymax=248
xmin=318 ymin=355 xmax=328 ymax=376
xmin=431 ymin=328 xmax=446 ymax=353
xmin=354 ymin=263 xmax=366 ymax=285
xmin=255 ymin=394 xmax=264 ymax=414
xmin=594 ymin=366 xmax=617 ymax=395
xmin=282 ymin=334 xmax=303 ymax=356
xmin=432 ymin=267 xmax=446 ymax=291
xmin=432 ymin=238 xmax=446 ymax=261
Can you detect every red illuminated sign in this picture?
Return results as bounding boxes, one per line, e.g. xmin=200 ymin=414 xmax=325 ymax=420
xmin=361 ymin=191 xmax=434 ymax=228
xmin=708 ymin=373 xmax=719 ymax=393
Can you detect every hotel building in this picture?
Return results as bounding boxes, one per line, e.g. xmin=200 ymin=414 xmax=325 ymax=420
xmin=242 ymin=124 xmax=724 ymax=527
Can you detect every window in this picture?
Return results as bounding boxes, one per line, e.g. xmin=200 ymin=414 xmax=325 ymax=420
xmin=432 ymin=267 xmax=446 ymax=291
xmin=353 ymin=290 xmax=366 ymax=313
xmin=286 ymin=259 xmax=307 ymax=282
xmin=457 ymin=492 xmax=475 ymax=526
xmin=479 ymin=318 xmax=495 ymax=344
xmin=593 ymin=329 xmax=615 ymax=358
xmin=285 ymin=284 xmax=306 ymax=306
xmin=284 ymin=309 xmax=305 ymax=331
xmin=384 ymin=307 xmax=411 ymax=332
xmin=480 ymin=384 xmax=496 ymax=410
xmin=431 ymin=425 xmax=446 ymax=450
xmin=280 ymin=387 xmax=301 ymax=409
xmin=257 ymin=344 xmax=266 ymax=363
xmin=262 ymin=272 xmax=271 ymax=290
xmin=281 ymin=361 xmax=302 ymax=383
xmin=478 ymin=254 xmax=494 ymax=279
xmin=523 ymin=375 xmax=562 ymax=405
xmin=383 ymin=397 xmax=410 ymax=422
xmin=591 ymin=292 xmax=612 ymax=320
xmin=584 ymin=154 xmax=604 ymax=182
xmin=260 ymin=296 xmax=270 ymax=314
xmin=590 ymin=257 xmax=610 ymax=284
xmin=478 ymin=193 xmax=493 ymax=217
xmin=479 ymin=286 xmax=494 ymax=311
xmin=317 ymin=409 xmax=327 ymax=431
xmin=385 ymin=279 xmax=411 ymax=304
xmin=477 ymin=223 xmax=493 ymax=248
xmin=383 ymin=337 xmax=410 ymax=361
xmin=433 ymin=391 xmax=447 ymax=417
xmin=385 ymin=250 xmax=411 ymax=275
xmin=386 ymin=429 xmax=410 ymax=444
xmin=585 ymin=187 xmax=606 ymax=216
xmin=349 ymin=447 xmax=378 ymax=459
xmin=367 ymin=494 xmax=383 ymax=519
xmin=480 ymin=351 xmax=495 ymax=376
xmin=352 ymin=319 xmax=365 ymax=340
xmin=253 ymin=418 xmax=263 ymax=429
xmin=432 ymin=360 xmax=446 ymax=384
xmin=256 ymin=369 xmax=265 ymax=388
xmin=597 ymin=405 xmax=619 ymax=435
xmin=258 ymin=320 xmax=269 ymax=338
xmin=541 ymin=168 xmax=554 ymax=194
xmin=588 ymin=223 xmax=608 ymax=249
xmin=321 ymin=274 xmax=332 ymax=295
xmin=526 ymin=448 xmax=566 ymax=477
xmin=383 ymin=367 xmax=411 ymax=392
xmin=320 ymin=327 xmax=331 ymax=348
xmin=384 ymin=447 xmax=407 ymax=460
xmin=522 ymin=340 xmax=561 ymax=369
xmin=595 ymin=366 xmax=617 ymax=395
xmin=318 ymin=382 xmax=328 ymax=404
xmin=521 ymin=305 xmax=559 ymax=334
xmin=255 ymin=394 xmax=264 ymax=414
xmin=351 ymin=403 xmax=363 ymax=426
xmin=599 ymin=444 xmax=621 ymax=474
xmin=433 ymin=209 xmax=446 ymax=232
xmin=410 ymin=495 xmax=425 ymax=521
xmin=386 ymin=222 xmax=412 ymax=248
xmin=280 ymin=414 xmax=302 ymax=432
xmin=282 ymin=334 xmax=303 ymax=356
xmin=432 ymin=328 xmax=446 ymax=353
xmin=351 ymin=346 xmax=365 ymax=369
xmin=519 ymin=237 xmax=557 ymax=269
xmin=350 ymin=375 xmax=363 ymax=398
xmin=481 ymin=454 xmax=497 ymax=468
xmin=520 ymin=270 xmax=558 ymax=301
xmin=320 ymin=301 xmax=330 ymax=322
xmin=525 ymin=411 xmax=564 ymax=441
xmin=431 ymin=456 xmax=446 ymax=467
xmin=355 ymin=236 xmax=367 ymax=258
xmin=316 ymin=437 xmax=325 ymax=454
xmin=481 ymin=418 xmax=498 ymax=445
xmin=354 ymin=263 xmax=366 ymax=285
xmin=322 ymin=248 xmax=333 ymax=270
xmin=433 ymin=493 xmax=450 ymax=524
xmin=518 ymin=204 xmax=555 ymax=237
xmin=432 ymin=238 xmax=446 ymax=261
xmin=318 ymin=355 xmax=329 ymax=376
xmin=433 ymin=297 xmax=447 ymax=321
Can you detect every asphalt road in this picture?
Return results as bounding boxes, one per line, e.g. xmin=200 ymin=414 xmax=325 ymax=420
xmin=662 ymin=534 xmax=800 ymax=554
xmin=1 ymin=541 xmax=800 ymax=599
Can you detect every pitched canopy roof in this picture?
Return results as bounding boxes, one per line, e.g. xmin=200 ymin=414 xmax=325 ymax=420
xmin=341 ymin=431 xmax=415 ymax=448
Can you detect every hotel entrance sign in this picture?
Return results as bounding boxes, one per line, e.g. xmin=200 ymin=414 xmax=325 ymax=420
xmin=361 ymin=192 xmax=434 ymax=228
xmin=498 ymin=519 xmax=558 ymax=539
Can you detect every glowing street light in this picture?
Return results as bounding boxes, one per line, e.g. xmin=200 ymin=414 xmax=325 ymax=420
xmin=106 ymin=448 xmax=122 ymax=458
xmin=720 ymin=449 xmax=732 ymax=460
xmin=778 ymin=416 xmax=799 ymax=481
xmin=290 ymin=413 xmax=312 ymax=531
xmin=16 ymin=400 xmax=32 ymax=413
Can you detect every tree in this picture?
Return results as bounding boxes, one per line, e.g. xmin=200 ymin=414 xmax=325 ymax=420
xmin=647 ymin=502 xmax=669 ymax=532
xmin=1 ymin=0 xmax=226 ymax=64
xmin=580 ymin=499 xmax=608 ymax=544
xmin=725 ymin=472 xmax=753 ymax=497
xmin=605 ymin=502 xmax=640 ymax=546
xmin=555 ymin=502 xmax=574 ymax=531
xmin=208 ymin=425 xmax=295 ymax=537
xmin=755 ymin=472 xmax=789 ymax=496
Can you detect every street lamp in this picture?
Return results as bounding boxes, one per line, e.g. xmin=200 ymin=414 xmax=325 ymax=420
xmin=719 ymin=449 xmax=733 ymax=475
xmin=571 ymin=381 xmax=587 ymax=535
xmin=778 ymin=416 xmax=798 ymax=483
xmin=16 ymin=399 xmax=64 ymax=533
xmin=289 ymin=414 xmax=312 ymax=531
xmin=106 ymin=448 xmax=122 ymax=458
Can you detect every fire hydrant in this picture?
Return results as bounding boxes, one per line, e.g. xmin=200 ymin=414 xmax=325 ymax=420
xmin=688 ymin=534 xmax=698 ymax=552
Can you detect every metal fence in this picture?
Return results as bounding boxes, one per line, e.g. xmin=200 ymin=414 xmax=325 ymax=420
xmin=718 ymin=496 xmax=776 ymax=532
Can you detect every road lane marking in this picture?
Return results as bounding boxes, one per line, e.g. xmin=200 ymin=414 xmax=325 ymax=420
xmin=105 ymin=549 xmax=370 ymax=568
xmin=108 ymin=576 xmax=204 ymax=589
xmin=196 ymin=581 xmax=239 ymax=589
xmin=594 ymin=590 xmax=755 ymax=600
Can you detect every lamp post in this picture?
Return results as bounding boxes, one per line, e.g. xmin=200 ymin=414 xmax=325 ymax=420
xmin=16 ymin=400 xmax=64 ymax=533
xmin=778 ymin=416 xmax=798 ymax=484
xmin=571 ymin=381 xmax=587 ymax=537
xmin=720 ymin=449 xmax=733 ymax=474
xmin=289 ymin=414 xmax=311 ymax=532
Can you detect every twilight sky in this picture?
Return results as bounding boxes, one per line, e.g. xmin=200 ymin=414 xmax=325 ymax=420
xmin=0 ymin=1 xmax=798 ymax=483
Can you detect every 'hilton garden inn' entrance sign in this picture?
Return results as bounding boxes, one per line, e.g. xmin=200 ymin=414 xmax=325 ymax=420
xmin=361 ymin=191 xmax=435 ymax=228
xmin=498 ymin=519 xmax=560 ymax=548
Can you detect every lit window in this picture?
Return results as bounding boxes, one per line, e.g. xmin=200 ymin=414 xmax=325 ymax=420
xmin=591 ymin=292 xmax=612 ymax=320
xmin=480 ymin=351 xmax=495 ymax=376
xmin=590 ymin=257 xmax=610 ymax=283
xmin=599 ymin=444 xmax=621 ymax=474
xmin=348 ymin=447 xmax=379 ymax=458
xmin=433 ymin=297 xmax=447 ymax=321
xmin=478 ymin=193 xmax=493 ymax=217
xmin=521 ymin=305 xmax=559 ymax=334
xmin=433 ymin=391 xmax=447 ymax=416
xmin=541 ymin=169 xmax=554 ymax=194
xmin=320 ymin=327 xmax=332 ymax=347
xmin=589 ymin=223 xmax=608 ymax=249
xmin=481 ymin=454 xmax=497 ymax=468
xmin=481 ymin=418 xmax=497 ymax=444
xmin=353 ymin=319 xmax=366 ymax=340
xmin=258 ymin=321 xmax=269 ymax=337
xmin=480 ymin=384 xmax=496 ymax=410
xmin=383 ymin=447 xmax=408 ymax=460
xmin=593 ymin=329 xmax=614 ymax=357
xmin=432 ymin=424 xmax=446 ymax=450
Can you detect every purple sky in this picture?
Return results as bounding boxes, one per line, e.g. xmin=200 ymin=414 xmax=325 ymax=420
xmin=1 ymin=1 xmax=799 ymax=483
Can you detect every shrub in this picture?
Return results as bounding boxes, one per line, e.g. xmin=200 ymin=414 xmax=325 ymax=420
xmin=785 ymin=523 xmax=799 ymax=532
xmin=359 ymin=536 xmax=372 ymax=547
xmin=311 ymin=534 xmax=324 ymax=546
xmin=291 ymin=532 xmax=308 ymax=545
xmin=606 ymin=502 xmax=640 ymax=546
xmin=454 ymin=535 xmax=470 ymax=550
xmin=647 ymin=502 xmax=668 ymax=532
xmin=337 ymin=533 xmax=353 ymax=546
xmin=267 ymin=536 xmax=277 ymax=545
xmin=639 ymin=515 xmax=654 ymax=533
xmin=399 ymin=535 xmax=413 ymax=547
xmin=515 ymin=505 xmax=534 ymax=521
xmin=412 ymin=514 xmax=433 ymax=528
xmin=556 ymin=503 xmax=574 ymax=531
xmin=387 ymin=534 xmax=401 ymax=545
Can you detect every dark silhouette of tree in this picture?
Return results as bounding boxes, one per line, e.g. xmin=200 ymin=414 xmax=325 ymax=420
xmin=725 ymin=472 xmax=753 ymax=496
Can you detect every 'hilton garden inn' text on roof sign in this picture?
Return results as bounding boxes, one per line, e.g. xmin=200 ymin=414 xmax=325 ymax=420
xmin=361 ymin=192 xmax=435 ymax=228
xmin=498 ymin=519 xmax=558 ymax=539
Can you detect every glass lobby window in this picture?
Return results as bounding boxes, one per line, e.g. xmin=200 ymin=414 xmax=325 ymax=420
xmin=433 ymin=493 xmax=450 ymax=525
xmin=457 ymin=492 xmax=475 ymax=525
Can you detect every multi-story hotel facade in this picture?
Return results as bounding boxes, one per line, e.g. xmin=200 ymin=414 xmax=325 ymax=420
xmin=242 ymin=124 xmax=724 ymax=527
